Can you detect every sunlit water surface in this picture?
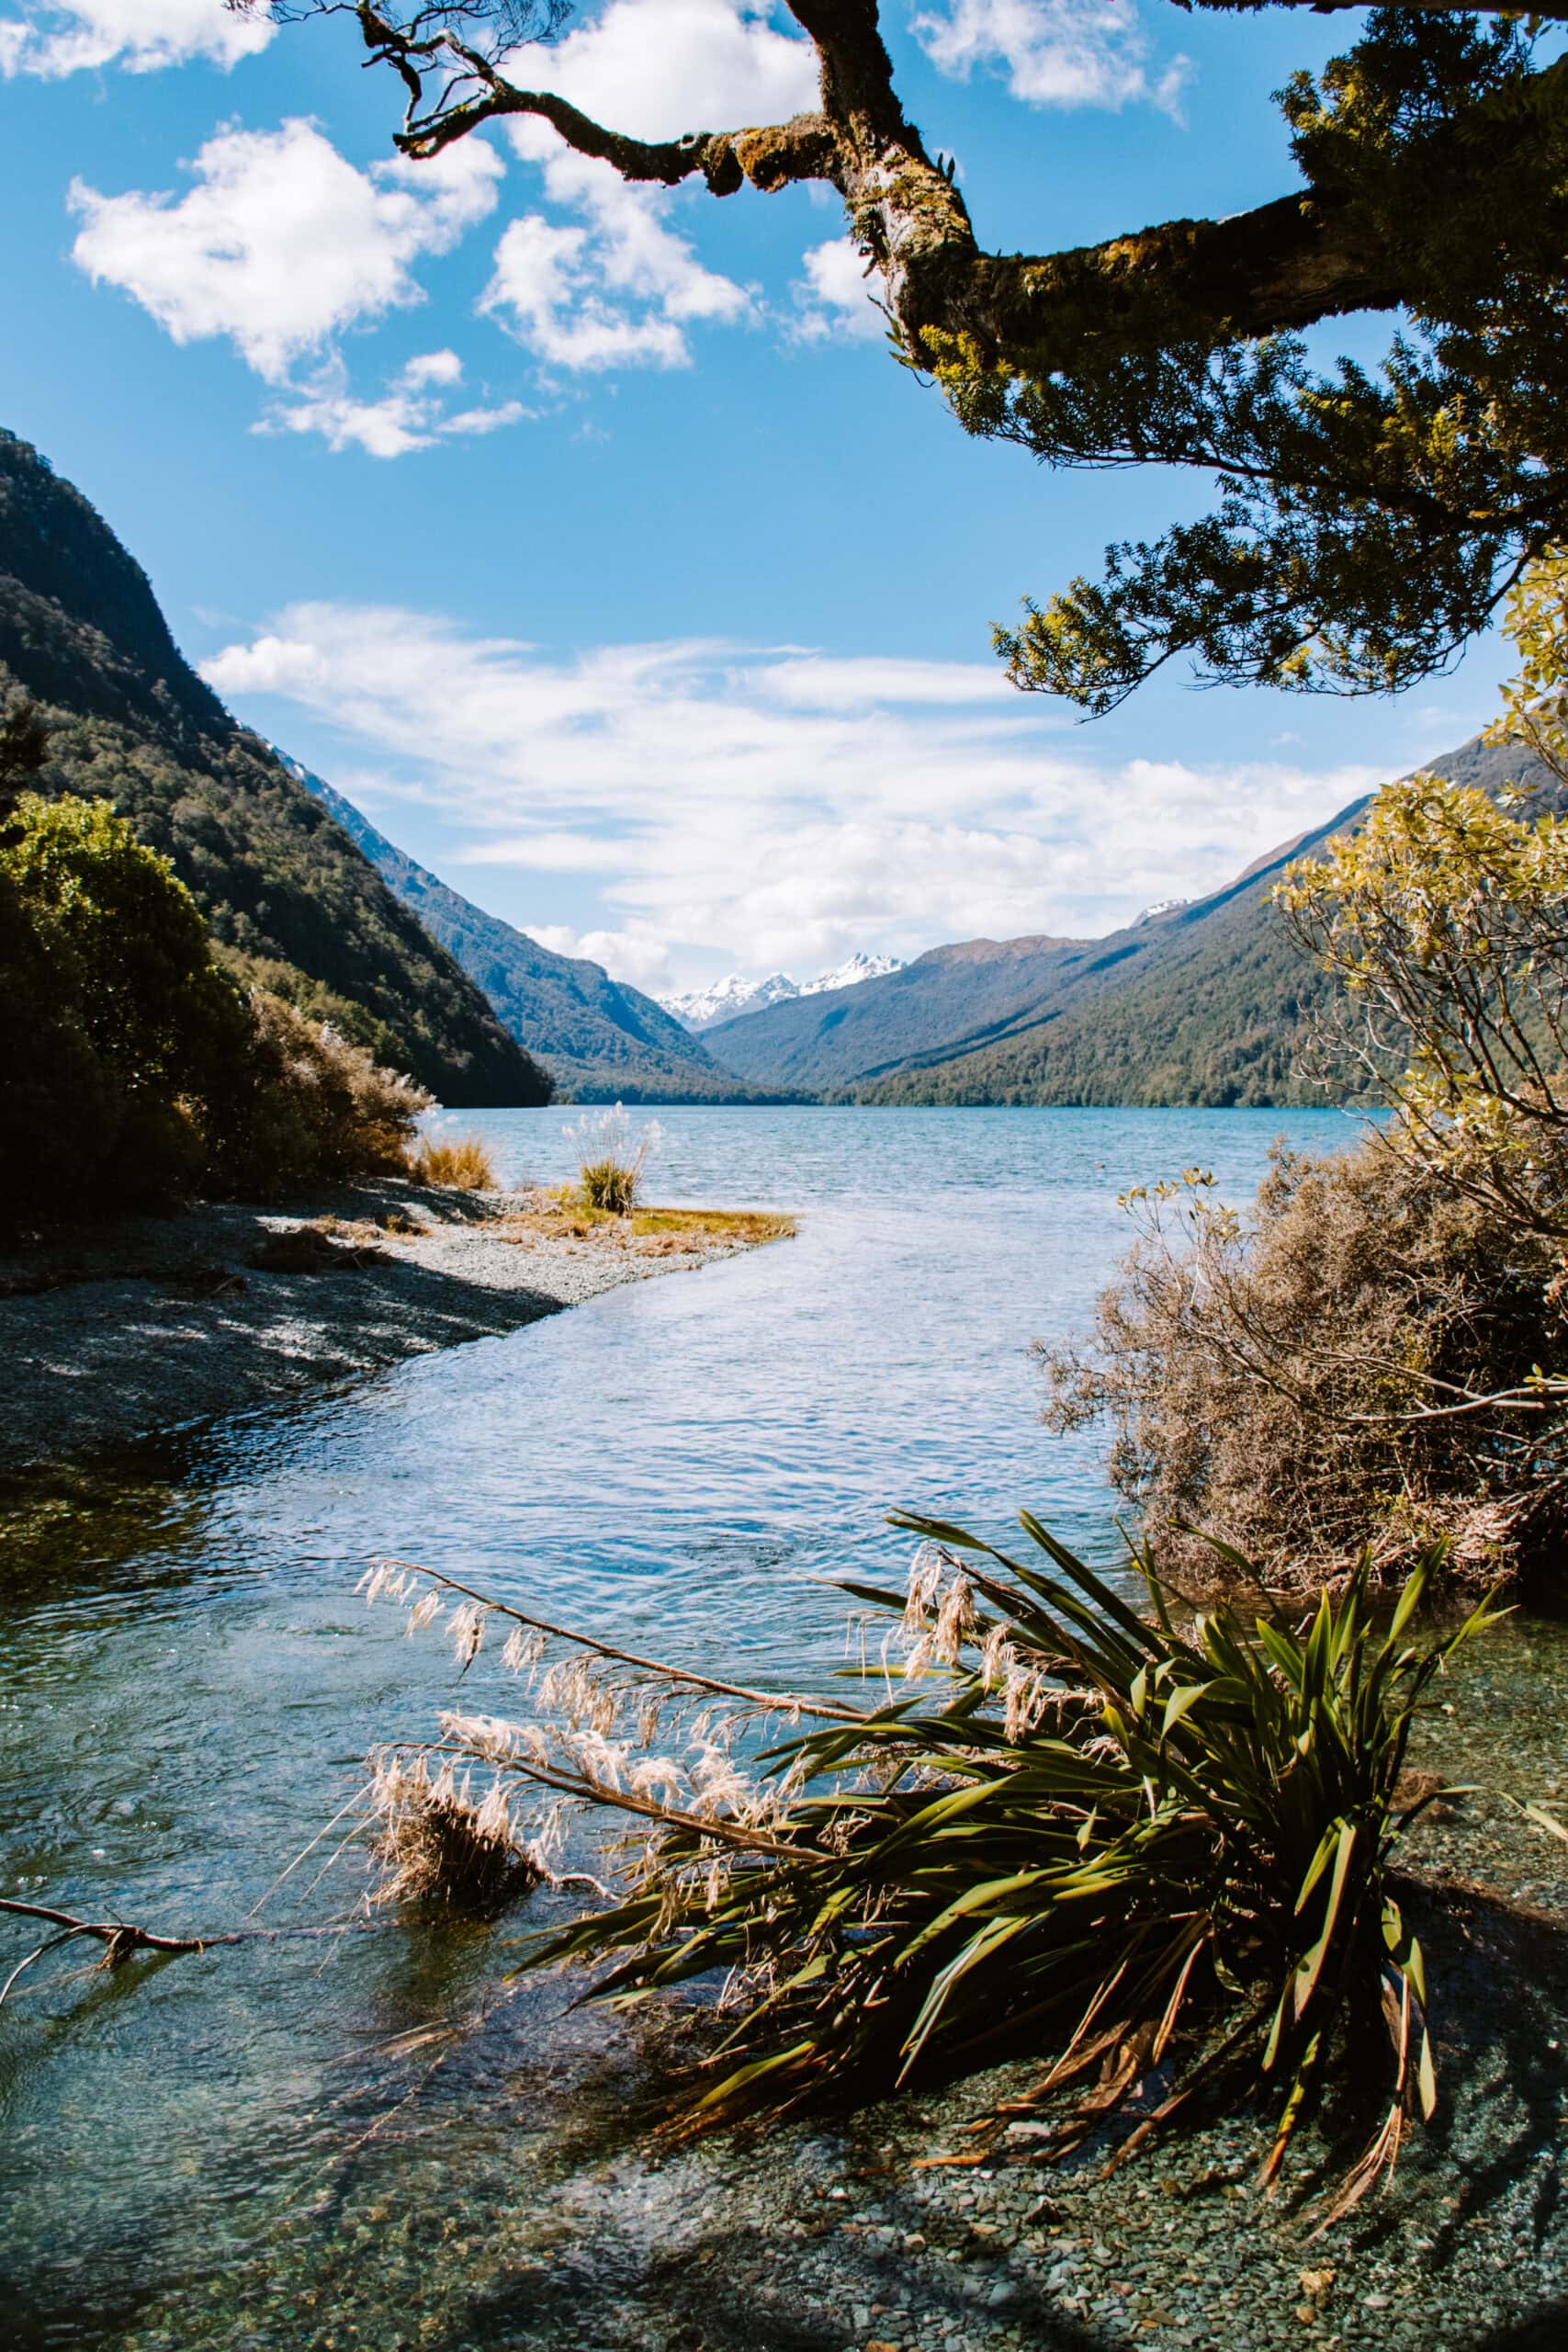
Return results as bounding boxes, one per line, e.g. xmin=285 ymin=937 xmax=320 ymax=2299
xmin=7 ymin=1105 xmax=1557 ymax=2348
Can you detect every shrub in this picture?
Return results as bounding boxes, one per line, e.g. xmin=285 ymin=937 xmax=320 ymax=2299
xmin=1277 ymin=774 xmax=1568 ymax=1243
xmin=1039 ymin=1141 xmax=1568 ymax=1591
xmin=4 ymin=791 xmax=253 ymax=1100
xmin=408 ymin=1135 xmax=498 ymax=1191
xmin=0 ymin=792 xmax=429 ymax=1222
xmin=564 ymin=1102 xmax=660 ymax=1214
xmin=212 ymin=990 xmax=429 ymax=1197
xmin=360 ymin=1515 xmax=1499 ymax=2218
xmin=0 ymin=794 xmax=253 ymax=1217
xmin=0 ymin=863 xmax=123 ymax=1214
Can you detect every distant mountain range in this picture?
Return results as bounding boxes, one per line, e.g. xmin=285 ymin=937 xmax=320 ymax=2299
xmin=0 ymin=429 xmax=547 ymax=1106
xmin=284 ymin=762 xmax=787 ymax=1103
xmin=695 ymin=729 xmax=1550 ymax=1107
xmin=9 ymin=424 xmax=1541 ymax=1119
xmin=660 ymin=952 xmax=905 ymax=1032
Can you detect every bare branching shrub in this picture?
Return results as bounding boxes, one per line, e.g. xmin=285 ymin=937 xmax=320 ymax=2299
xmin=563 ymin=1102 xmax=660 ymax=1214
xmin=409 ymin=1135 xmax=497 ymax=1190
xmin=1040 ymin=1146 xmax=1568 ymax=1591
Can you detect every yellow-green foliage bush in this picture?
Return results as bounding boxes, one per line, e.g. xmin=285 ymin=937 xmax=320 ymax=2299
xmin=0 ymin=793 xmax=251 ymax=1215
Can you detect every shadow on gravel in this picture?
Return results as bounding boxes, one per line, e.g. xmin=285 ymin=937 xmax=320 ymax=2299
xmin=451 ymin=2242 xmax=1124 ymax=2352
xmin=1472 ymin=2306 xmax=1568 ymax=2350
xmin=1406 ymin=1881 xmax=1568 ymax=2272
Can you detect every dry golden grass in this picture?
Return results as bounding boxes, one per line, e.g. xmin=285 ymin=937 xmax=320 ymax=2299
xmin=407 ymin=1136 xmax=498 ymax=1191
xmin=502 ymin=1192 xmax=795 ymax=1253
xmin=631 ymin=1207 xmax=795 ymax=1243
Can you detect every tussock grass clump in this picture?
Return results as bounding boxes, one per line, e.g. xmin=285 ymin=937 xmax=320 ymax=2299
xmin=564 ymin=1103 xmax=660 ymax=1214
xmin=408 ymin=1135 xmax=498 ymax=1191
xmin=358 ymin=1519 xmax=1501 ymax=2220
xmin=367 ymin=1751 xmax=540 ymax=1915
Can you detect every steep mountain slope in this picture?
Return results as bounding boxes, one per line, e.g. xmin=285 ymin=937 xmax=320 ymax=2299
xmin=705 ymin=731 xmax=1556 ymax=1107
xmin=872 ymin=731 xmax=1556 ymax=1108
xmin=288 ymin=763 xmax=766 ymax=1102
xmin=0 ymin=429 xmax=547 ymax=1106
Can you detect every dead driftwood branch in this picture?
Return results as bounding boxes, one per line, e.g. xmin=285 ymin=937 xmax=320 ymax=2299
xmin=0 ymin=1894 xmax=398 ymax=2009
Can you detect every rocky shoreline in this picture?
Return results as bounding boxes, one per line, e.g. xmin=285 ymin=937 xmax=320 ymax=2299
xmin=0 ymin=1183 xmax=790 ymax=1476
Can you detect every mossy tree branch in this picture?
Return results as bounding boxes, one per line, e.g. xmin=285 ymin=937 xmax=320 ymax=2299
xmin=248 ymin=4 xmax=1568 ymax=705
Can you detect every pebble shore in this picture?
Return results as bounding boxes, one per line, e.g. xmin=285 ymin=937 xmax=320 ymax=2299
xmin=0 ymin=1182 xmax=784 ymax=1475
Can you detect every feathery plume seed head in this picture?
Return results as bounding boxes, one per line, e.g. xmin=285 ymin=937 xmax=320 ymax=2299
xmin=447 ymin=1601 xmax=489 ymax=1669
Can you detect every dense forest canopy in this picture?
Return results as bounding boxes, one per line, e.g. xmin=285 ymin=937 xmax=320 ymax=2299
xmin=249 ymin=1 xmax=1568 ymax=708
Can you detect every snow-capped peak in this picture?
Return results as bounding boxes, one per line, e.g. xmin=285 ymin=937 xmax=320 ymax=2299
xmin=796 ymin=951 xmax=904 ymax=998
xmin=659 ymin=971 xmax=799 ymax=1032
xmin=660 ymin=952 xmax=905 ymax=1033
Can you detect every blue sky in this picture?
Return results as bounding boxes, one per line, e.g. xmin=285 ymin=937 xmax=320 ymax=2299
xmin=0 ymin=0 xmax=1518 ymax=995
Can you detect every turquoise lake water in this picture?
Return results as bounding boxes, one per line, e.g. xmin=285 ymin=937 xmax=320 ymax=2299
xmin=0 ymin=1105 xmax=1378 ymax=2345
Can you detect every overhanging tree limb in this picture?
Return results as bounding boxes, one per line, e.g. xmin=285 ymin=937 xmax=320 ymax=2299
xmin=243 ymin=4 xmax=1568 ymax=704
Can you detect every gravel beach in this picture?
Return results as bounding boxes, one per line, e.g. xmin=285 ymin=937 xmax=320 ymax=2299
xmin=0 ymin=1183 xmax=788 ymax=1475
xmin=107 ymin=1870 xmax=1567 ymax=2352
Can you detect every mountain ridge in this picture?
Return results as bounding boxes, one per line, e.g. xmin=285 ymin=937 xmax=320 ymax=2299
xmin=0 ymin=428 xmax=548 ymax=1107
xmin=699 ymin=732 xmax=1553 ymax=1107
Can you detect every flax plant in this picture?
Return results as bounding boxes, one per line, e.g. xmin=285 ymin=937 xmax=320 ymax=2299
xmin=358 ymin=1515 xmax=1500 ymax=2220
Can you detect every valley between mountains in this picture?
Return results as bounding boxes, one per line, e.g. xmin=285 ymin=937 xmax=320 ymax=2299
xmin=3 ymin=424 xmax=1538 ymax=1113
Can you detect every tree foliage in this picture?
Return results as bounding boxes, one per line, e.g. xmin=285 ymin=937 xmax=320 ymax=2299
xmin=250 ymin=3 xmax=1568 ymax=707
xmin=0 ymin=793 xmax=429 ymax=1225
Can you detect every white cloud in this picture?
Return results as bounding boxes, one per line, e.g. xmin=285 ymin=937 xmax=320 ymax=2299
xmin=529 ymin=0 xmax=817 ymax=141
xmin=789 ymin=239 xmax=887 ymax=345
xmin=476 ymin=0 xmax=814 ymax=375
xmin=259 ymin=350 xmax=526 ymax=459
xmin=529 ymin=921 xmax=682 ymax=993
xmin=70 ymin=120 xmax=503 ymax=382
xmin=203 ymin=605 xmax=1384 ymax=986
xmin=484 ymin=126 xmax=750 ymax=371
xmin=0 ymin=0 xmax=270 ymax=76
xmin=912 ymin=0 xmax=1189 ymax=116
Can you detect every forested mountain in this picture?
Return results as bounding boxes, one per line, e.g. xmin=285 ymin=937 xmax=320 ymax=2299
xmin=288 ymin=762 xmax=775 ymax=1102
xmin=0 ymin=429 xmax=548 ymax=1106
xmin=703 ymin=933 xmax=1089 ymax=1092
xmin=704 ymin=732 xmax=1553 ymax=1107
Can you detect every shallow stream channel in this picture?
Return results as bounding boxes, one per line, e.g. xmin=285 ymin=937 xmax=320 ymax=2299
xmin=3 ymin=1109 xmax=1566 ymax=2352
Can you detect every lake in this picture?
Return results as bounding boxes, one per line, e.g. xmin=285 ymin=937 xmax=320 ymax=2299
xmin=0 ymin=1103 xmax=1487 ymax=2347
